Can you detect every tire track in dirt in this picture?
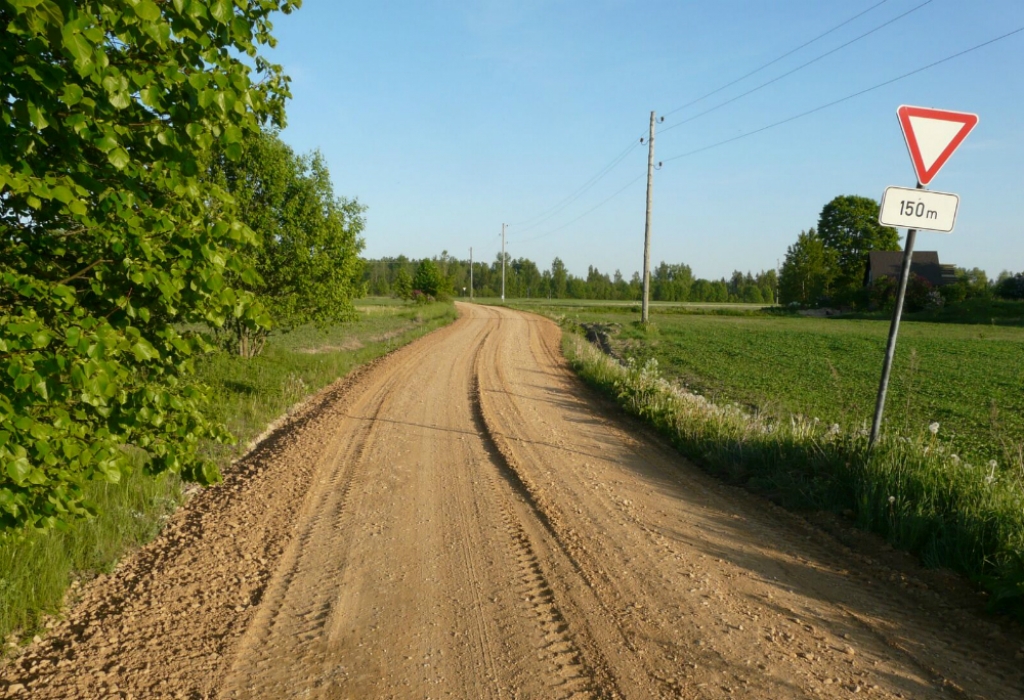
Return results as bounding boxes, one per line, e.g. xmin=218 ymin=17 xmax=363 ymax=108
xmin=472 ymin=304 xmax=1024 ymax=700
xmin=465 ymin=317 xmax=611 ymax=699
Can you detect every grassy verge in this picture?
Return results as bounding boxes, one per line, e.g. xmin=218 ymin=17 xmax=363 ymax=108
xmin=0 ymin=299 xmax=458 ymax=645
xmin=514 ymin=302 xmax=1024 ymax=467
xmin=557 ymin=322 xmax=1024 ymax=620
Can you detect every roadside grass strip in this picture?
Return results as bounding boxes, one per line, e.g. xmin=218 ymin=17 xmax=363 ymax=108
xmin=0 ymin=301 xmax=458 ymax=645
xmin=562 ymin=329 xmax=1024 ymax=621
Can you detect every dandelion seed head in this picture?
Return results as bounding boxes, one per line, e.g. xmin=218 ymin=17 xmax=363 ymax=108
xmin=988 ymin=459 xmax=998 ymax=469
xmin=928 ymin=422 xmax=940 ymax=435
xmin=888 ymin=496 xmax=896 ymax=504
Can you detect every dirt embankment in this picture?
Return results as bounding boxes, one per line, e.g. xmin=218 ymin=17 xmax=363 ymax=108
xmin=4 ymin=303 xmax=1023 ymax=699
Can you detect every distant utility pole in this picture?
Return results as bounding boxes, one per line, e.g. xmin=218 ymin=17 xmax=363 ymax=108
xmin=501 ymin=223 xmax=506 ymax=302
xmin=641 ymin=111 xmax=661 ymax=324
xmin=469 ymin=246 xmax=473 ymax=301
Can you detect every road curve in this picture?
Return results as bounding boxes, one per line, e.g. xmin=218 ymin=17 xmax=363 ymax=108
xmin=4 ymin=303 xmax=1023 ymax=699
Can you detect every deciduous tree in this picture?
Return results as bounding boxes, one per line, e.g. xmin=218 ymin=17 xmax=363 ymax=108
xmin=0 ymin=0 xmax=298 ymax=528
xmin=779 ymin=229 xmax=838 ymax=305
xmin=210 ymin=130 xmax=365 ymax=357
xmin=817 ymin=195 xmax=899 ymax=295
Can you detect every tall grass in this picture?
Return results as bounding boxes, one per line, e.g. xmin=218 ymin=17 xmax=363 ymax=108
xmin=563 ymin=329 xmax=1024 ymax=619
xmin=0 ymin=461 xmax=182 ymax=644
xmin=0 ymin=300 xmax=458 ymax=645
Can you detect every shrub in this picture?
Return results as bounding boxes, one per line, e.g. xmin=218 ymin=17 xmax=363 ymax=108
xmin=996 ymin=273 xmax=1024 ymax=301
xmin=1 ymin=0 xmax=299 ymax=529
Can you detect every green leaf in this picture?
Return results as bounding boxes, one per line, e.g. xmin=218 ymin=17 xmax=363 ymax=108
xmin=6 ymin=458 xmax=32 ymax=486
xmin=102 ymin=74 xmax=130 ymax=110
xmin=61 ymin=84 xmax=84 ymax=106
xmin=26 ymin=469 xmax=49 ymax=486
xmin=201 ymin=460 xmax=222 ymax=485
xmin=223 ymin=124 xmax=243 ymax=144
xmin=94 ymin=133 xmax=118 ymax=153
xmin=188 ymin=72 xmax=209 ymax=90
xmin=98 ymin=461 xmax=121 ymax=484
xmin=32 ymin=377 xmax=49 ymax=399
xmin=61 ymin=28 xmax=94 ymax=75
xmin=131 ymin=338 xmax=159 ymax=362
xmin=27 ymin=102 xmax=49 ymax=130
xmin=51 ymin=185 xmax=73 ymax=203
xmin=32 ymin=330 xmax=52 ymax=348
xmin=36 ymin=0 xmax=64 ymax=27
xmin=210 ymin=0 xmax=233 ymax=24
xmin=9 ymin=0 xmax=46 ymax=12
xmin=107 ymin=147 xmax=130 ymax=170
xmin=134 ymin=0 xmax=161 ymax=21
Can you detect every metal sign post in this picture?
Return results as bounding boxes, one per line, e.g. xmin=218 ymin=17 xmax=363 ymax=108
xmin=869 ymin=184 xmax=922 ymax=448
xmin=868 ymin=105 xmax=977 ymax=448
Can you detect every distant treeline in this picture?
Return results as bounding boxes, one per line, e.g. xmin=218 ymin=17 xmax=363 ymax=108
xmin=364 ymin=253 xmax=779 ymax=303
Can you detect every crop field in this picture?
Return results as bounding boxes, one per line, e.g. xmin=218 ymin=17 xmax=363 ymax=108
xmin=507 ymin=301 xmax=1024 ymax=467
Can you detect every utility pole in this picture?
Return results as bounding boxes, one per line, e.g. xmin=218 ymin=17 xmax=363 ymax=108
xmin=469 ymin=247 xmax=473 ymax=301
xmin=641 ymin=111 xmax=658 ymax=324
xmin=501 ymin=223 xmax=506 ymax=302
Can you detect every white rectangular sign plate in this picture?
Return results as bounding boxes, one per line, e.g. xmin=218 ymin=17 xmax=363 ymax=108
xmin=878 ymin=186 xmax=959 ymax=233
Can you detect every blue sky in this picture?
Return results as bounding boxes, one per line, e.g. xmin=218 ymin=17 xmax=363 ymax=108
xmin=269 ymin=1 xmax=1024 ymax=281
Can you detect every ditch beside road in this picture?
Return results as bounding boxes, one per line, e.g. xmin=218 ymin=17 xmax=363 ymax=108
xmin=3 ymin=303 xmax=1023 ymax=699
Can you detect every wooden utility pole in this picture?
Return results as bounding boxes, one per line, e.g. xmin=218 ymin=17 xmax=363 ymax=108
xmin=501 ymin=223 xmax=506 ymax=302
xmin=469 ymin=247 xmax=473 ymax=301
xmin=641 ymin=111 xmax=657 ymax=324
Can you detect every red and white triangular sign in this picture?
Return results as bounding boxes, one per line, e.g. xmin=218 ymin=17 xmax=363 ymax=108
xmin=897 ymin=105 xmax=978 ymax=186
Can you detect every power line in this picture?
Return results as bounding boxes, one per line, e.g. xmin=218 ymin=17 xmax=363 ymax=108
xmin=508 ymin=2 xmax=900 ymax=240
xmin=662 ymin=0 xmax=892 ymax=119
xmin=519 ymin=171 xmax=647 ymax=244
xmin=510 ymin=133 xmax=644 ymax=232
xmin=660 ymin=0 xmax=934 ymax=136
xmin=501 ymin=1 xmax=905 ymax=240
xmin=662 ymin=25 xmax=1024 ymax=164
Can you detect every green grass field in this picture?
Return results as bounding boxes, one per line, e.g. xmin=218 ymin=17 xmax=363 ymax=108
xmin=0 ymin=299 xmax=458 ymax=645
xmin=511 ymin=301 xmax=1024 ymax=467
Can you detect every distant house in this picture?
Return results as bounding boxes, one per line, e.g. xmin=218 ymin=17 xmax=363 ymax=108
xmin=864 ymin=251 xmax=956 ymax=287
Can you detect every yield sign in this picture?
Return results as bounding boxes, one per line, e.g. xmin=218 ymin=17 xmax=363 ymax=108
xmin=897 ymin=105 xmax=978 ymax=186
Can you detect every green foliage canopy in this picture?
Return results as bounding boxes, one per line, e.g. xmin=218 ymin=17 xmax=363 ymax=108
xmin=413 ymin=259 xmax=443 ymax=298
xmin=0 ymin=0 xmax=299 ymax=528
xmin=210 ymin=130 xmax=365 ymax=356
xmin=817 ymin=195 xmax=900 ymax=293
xmin=778 ymin=229 xmax=838 ymax=306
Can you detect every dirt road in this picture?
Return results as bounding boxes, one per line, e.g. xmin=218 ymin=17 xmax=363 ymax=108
xmin=5 ymin=304 xmax=1024 ymax=699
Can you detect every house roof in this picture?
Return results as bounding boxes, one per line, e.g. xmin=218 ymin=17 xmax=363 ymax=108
xmin=865 ymin=251 xmax=955 ymax=287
